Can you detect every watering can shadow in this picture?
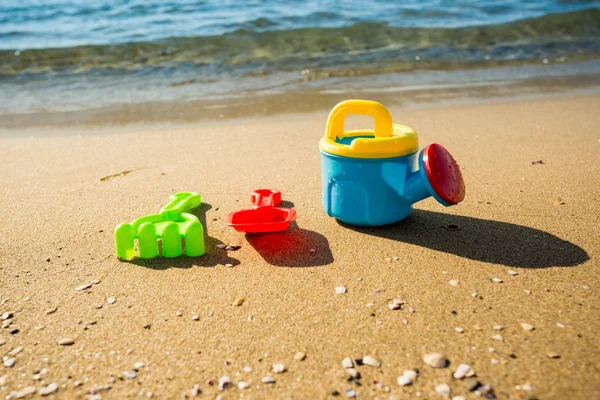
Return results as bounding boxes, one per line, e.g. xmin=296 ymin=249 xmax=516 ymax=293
xmin=340 ymin=210 xmax=588 ymax=269
xmin=125 ymin=202 xmax=240 ymax=270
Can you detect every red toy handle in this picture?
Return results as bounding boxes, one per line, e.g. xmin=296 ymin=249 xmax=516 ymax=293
xmin=251 ymin=189 xmax=281 ymax=208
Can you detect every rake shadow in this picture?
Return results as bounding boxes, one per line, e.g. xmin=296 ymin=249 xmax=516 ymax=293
xmin=125 ymin=202 xmax=239 ymax=270
xmin=245 ymin=221 xmax=334 ymax=267
xmin=340 ymin=209 xmax=589 ymax=269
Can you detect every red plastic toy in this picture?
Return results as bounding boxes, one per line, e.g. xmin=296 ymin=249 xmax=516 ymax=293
xmin=227 ymin=189 xmax=296 ymax=233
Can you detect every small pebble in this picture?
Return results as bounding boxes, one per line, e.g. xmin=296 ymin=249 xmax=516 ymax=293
xmin=192 ymin=315 xmax=199 ymax=321
xmin=261 ymin=376 xmax=275 ymax=384
xmin=45 ymin=307 xmax=58 ymax=315
xmin=525 ymin=290 xmax=532 ymax=294
xmin=388 ymin=303 xmax=401 ymax=310
xmin=488 ymin=347 xmax=496 ymax=353
xmin=424 ymin=352 xmax=447 ymax=368
xmin=273 ymin=363 xmax=286 ymax=373
xmin=7 ymin=346 xmax=22 ymax=356
xmin=3 ymin=357 xmax=16 ymax=367
xmin=493 ymin=325 xmax=503 ymax=331
xmin=189 ymin=384 xmax=201 ymax=397
xmin=345 ymin=389 xmax=356 ymax=398
xmin=38 ymin=382 xmax=58 ymax=396
xmin=124 ymin=370 xmax=136 ymax=379
xmin=294 ymin=352 xmax=306 ymax=361
xmin=492 ymin=278 xmax=503 ymax=283
xmin=107 ymin=297 xmax=116 ymax=304
xmin=404 ymin=370 xmax=418 ymax=381
xmin=95 ymin=304 xmax=102 ymax=309
xmin=490 ymin=359 xmax=499 ymax=365
xmin=225 ymin=245 xmax=241 ymax=251
xmin=238 ymin=381 xmax=249 ymax=389
xmin=547 ymin=352 xmax=560 ymax=359
xmin=91 ymin=279 xmax=101 ymax=284
xmin=233 ymin=298 xmax=245 ymax=307
xmin=508 ymin=270 xmax=518 ymax=276
xmin=335 ymin=286 xmax=347 ymax=294
xmin=218 ymin=376 xmax=230 ymax=390
xmin=476 ymin=384 xmax=492 ymax=396
xmin=134 ymin=362 xmax=145 ymax=370
xmin=409 ymin=307 xmax=415 ymax=313
xmin=346 ymin=368 xmax=360 ymax=379
xmin=0 ymin=375 xmax=7 ymax=385
xmin=521 ymin=323 xmax=535 ymax=331
xmin=455 ymin=327 xmax=464 ymax=333
xmin=453 ymin=397 xmax=466 ymax=400
xmin=341 ymin=357 xmax=354 ymax=369
xmin=582 ymin=285 xmax=590 ymax=290
xmin=556 ymin=323 xmax=565 ymax=328
xmin=217 ymin=244 xmax=226 ymax=249
xmin=471 ymin=293 xmax=478 ymax=298
xmin=518 ymin=383 xmax=533 ymax=391
xmin=6 ymin=386 xmax=35 ymax=399
xmin=435 ymin=383 xmax=451 ymax=397
xmin=449 ymin=280 xmax=459 ymax=287
xmin=243 ymin=366 xmax=253 ymax=372
xmin=465 ymin=378 xmax=480 ymax=391
xmin=397 ymin=375 xmax=412 ymax=386
xmin=224 ymin=264 xmax=233 ymax=268
xmin=75 ymin=284 xmax=92 ymax=291
xmin=1 ymin=312 xmax=13 ymax=320
xmin=58 ymin=338 xmax=75 ymax=346
xmin=361 ymin=355 xmax=380 ymax=368
xmin=491 ymin=334 xmax=503 ymax=341
xmin=453 ymin=364 xmax=474 ymax=379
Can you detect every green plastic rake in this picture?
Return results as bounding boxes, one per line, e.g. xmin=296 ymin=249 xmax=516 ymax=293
xmin=115 ymin=192 xmax=205 ymax=259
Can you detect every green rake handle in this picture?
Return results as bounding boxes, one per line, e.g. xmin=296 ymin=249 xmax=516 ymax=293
xmin=160 ymin=192 xmax=201 ymax=219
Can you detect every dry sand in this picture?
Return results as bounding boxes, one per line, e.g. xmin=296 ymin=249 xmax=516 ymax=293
xmin=0 ymin=95 xmax=599 ymax=399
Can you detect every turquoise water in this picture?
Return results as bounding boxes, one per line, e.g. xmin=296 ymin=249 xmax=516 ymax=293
xmin=1 ymin=1 xmax=599 ymax=121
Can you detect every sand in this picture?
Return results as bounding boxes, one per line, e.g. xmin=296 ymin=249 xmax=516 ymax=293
xmin=0 ymin=95 xmax=599 ymax=399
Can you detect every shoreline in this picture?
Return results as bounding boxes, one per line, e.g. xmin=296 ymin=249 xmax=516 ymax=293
xmin=2 ymin=59 xmax=600 ymax=132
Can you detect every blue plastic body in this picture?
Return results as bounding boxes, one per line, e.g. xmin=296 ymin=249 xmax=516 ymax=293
xmin=321 ymin=149 xmax=438 ymax=226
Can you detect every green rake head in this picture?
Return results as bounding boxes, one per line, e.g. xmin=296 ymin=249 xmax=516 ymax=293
xmin=115 ymin=192 xmax=205 ymax=260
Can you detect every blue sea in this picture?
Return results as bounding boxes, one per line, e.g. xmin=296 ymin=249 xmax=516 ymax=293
xmin=1 ymin=0 xmax=599 ymax=126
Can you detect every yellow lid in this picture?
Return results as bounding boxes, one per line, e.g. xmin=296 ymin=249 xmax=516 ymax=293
xmin=319 ymin=99 xmax=418 ymax=159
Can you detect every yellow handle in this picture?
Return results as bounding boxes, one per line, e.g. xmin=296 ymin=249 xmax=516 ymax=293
xmin=325 ymin=99 xmax=393 ymax=140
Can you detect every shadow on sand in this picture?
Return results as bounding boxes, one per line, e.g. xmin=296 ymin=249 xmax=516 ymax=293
xmin=245 ymin=221 xmax=334 ymax=267
xmin=124 ymin=202 xmax=239 ymax=270
xmin=340 ymin=209 xmax=589 ymax=268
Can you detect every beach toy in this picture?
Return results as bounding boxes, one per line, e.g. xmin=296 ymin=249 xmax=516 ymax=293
xmin=228 ymin=189 xmax=296 ymax=233
xmin=319 ymin=99 xmax=465 ymax=226
xmin=115 ymin=192 xmax=205 ymax=259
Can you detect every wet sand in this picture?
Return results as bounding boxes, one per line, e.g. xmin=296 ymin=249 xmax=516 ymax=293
xmin=0 ymin=95 xmax=599 ymax=398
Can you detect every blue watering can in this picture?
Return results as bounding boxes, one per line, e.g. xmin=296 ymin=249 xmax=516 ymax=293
xmin=319 ymin=100 xmax=465 ymax=226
